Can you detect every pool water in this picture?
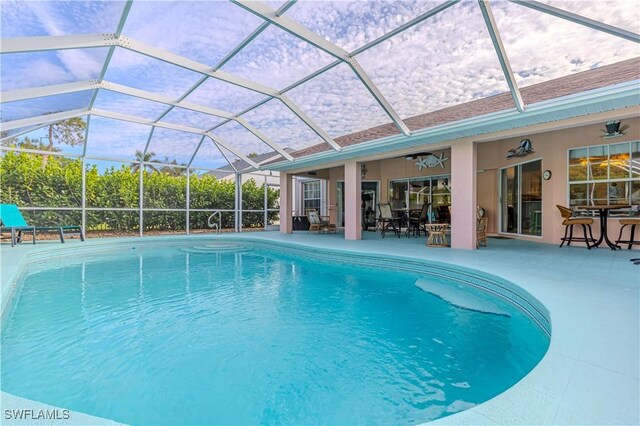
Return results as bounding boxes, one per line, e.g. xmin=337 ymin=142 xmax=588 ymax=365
xmin=1 ymin=244 xmax=549 ymax=425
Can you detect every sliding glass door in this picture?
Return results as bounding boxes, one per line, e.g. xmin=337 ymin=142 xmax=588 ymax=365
xmin=500 ymin=159 xmax=542 ymax=236
xmin=389 ymin=175 xmax=451 ymax=223
xmin=336 ymin=181 xmax=379 ymax=228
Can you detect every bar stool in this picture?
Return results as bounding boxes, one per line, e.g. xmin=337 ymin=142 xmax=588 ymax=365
xmin=532 ymin=210 xmax=542 ymax=233
xmin=616 ymin=218 xmax=640 ymax=250
xmin=556 ymin=205 xmax=596 ymax=249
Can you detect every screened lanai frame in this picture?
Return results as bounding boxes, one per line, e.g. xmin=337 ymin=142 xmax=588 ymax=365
xmin=1 ymin=0 xmax=639 ymax=236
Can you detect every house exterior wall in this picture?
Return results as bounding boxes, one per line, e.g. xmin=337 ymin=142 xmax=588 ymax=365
xmin=476 ymin=118 xmax=640 ymax=246
xmin=324 ymin=149 xmax=453 ymax=223
xmin=282 ymin=113 xmax=639 ymax=249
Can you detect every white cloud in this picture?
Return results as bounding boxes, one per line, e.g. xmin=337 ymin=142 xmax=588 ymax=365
xmin=286 ymin=62 xmax=391 ymax=137
xmin=491 ymin=0 xmax=640 ymax=87
xmin=85 ymin=117 xmax=150 ymax=159
xmin=243 ymin=99 xmax=324 ymax=151
xmin=162 ymin=107 xmax=225 ymax=130
xmin=146 ymin=127 xmax=202 ymax=164
xmin=92 ymin=90 xmax=168 ymax=120
xmin=213 ymin=120 xmax=270 ymax=157
xmin=121 ymin=1 xmax=264 ymax=67
xmin=104 ymin=48 xmax=203 ymax=98
xmin=1 ymin=0 xmax=125 ymax=37
xmin=220 ymin=24 xmax=336 ymax=89
xmin=191 ymin=138 xmax=228 ymax=170
xmin=56 ymin=49 xmax=108 ymax=81
xmin=184 ymin=77 xmax=268 ymax=114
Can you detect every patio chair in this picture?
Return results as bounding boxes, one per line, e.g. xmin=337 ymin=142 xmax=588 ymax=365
xmin=377 ymin=203 xmax=401 ymax=238
xmin=0 ymin=204 xmax=36 ymax=247
xmin=476 ymin=206 xmax=488 ymax=248
xmin=435 ymin=205 xmax=451 ymax=224
xmin=0 ymin=204 xmax=84 ymax=246
xmin=307 ymin=210 xmax=335 ymax=234
xmin=406 ymin=203 xmax=430 ymax=238
xmin=477 ymin=217 xmax=488 ymax=248
xmin=556 ymin=205 xmax=595 ymax=249
xmin=615 ymin=218 xmax=640 ymax=250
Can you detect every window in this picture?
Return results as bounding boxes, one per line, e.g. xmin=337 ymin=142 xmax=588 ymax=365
xmin=568 ymin=142 xmax=640 ymax=215
xmin=389 ymin=175 xmax=450 ymax=221
xmin=302 ymin=180 xmax=321 ymax=213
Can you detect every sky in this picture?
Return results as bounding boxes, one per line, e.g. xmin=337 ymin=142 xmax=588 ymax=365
xmin=1 ymin=0 xmax=639 ymax=169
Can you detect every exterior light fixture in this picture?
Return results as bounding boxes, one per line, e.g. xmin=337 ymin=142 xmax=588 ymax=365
xmin=405 ymin=152 xmax=431 ymax=160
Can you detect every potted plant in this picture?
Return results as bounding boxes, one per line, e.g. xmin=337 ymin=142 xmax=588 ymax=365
xmin=605 ymin=120 xmax=621 ymax=134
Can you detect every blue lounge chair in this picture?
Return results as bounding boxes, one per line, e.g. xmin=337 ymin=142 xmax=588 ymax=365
xmin=0 ymin=204 xmax=84 ymax=247
xmin=0 ymin=204 xmax=36 ymax=247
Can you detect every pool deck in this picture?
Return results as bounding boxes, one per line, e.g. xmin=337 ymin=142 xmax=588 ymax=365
xmin=1 ymin=231 xmax=638 ymax=425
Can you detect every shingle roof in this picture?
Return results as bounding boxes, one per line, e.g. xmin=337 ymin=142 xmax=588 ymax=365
xmin=208 ymin=148 xmax=293 ymax=176
xmin=286 ymin=57 xmax=640 ymax=159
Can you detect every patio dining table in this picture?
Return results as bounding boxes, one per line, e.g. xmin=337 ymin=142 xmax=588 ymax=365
xmin=392 ymin=208 xmax=422 ymax=231
xmin=578 ymin=204 xmax=630 ymax=250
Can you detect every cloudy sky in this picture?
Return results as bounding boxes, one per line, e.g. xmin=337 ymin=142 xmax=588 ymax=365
xmin=1 ymin=0 xmax=639 ymax=169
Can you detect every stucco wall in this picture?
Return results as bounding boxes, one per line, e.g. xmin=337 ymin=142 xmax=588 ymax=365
xmin=324 ymin=150 xmax=453 ymax=223
xmin=476 ymin=118 xmax=640 ymax=246
xmin=292 ymin=117 xmax=639 ymax=249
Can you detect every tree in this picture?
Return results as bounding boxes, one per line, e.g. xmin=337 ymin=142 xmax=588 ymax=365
xmin=41 ymin=118 xmax=86 ymax=167
xmin=131 ymin=150 xmax=159 ymax=173
xmin=158 ymin=156 xmax=187 ymax=176
xmin=1 ymin=136 xmax=52 ymax=151
xmin=48 ymin=117 xmax=85 ymax=149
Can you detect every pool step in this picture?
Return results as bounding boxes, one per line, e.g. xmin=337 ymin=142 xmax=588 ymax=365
xmin=181 ymin=244 xmax=247 ymax=254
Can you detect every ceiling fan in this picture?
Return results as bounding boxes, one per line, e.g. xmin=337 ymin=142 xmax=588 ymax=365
xmin=402 ymin=152 xmax=432 ymax=160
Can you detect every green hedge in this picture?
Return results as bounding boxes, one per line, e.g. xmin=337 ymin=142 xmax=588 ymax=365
xmin=0 ymin=151 xmax=279 ymax=232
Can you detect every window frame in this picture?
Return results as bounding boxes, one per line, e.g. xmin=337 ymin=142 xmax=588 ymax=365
xmin=567 ymin=141 xmax=640 ymax=215
xmin=302 ymin=179 xmax=321 ymax=213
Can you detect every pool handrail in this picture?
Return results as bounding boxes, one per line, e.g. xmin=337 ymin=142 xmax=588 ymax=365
xmin=207 ymin=211 xmax=222 ymax=235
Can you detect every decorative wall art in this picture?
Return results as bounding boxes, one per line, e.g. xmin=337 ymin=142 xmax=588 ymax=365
xmin=416 ymin=153 xmax=449 ymax=171
xmin=507 ymin=139 xmax=534 ymax=158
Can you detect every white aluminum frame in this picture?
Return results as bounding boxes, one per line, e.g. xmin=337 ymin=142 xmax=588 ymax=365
xmin=0 ymin=0 xmax=464 ymax=172
xmin=510 ymin=0 xmax=640 ymax=44
xmin=232 ymin=0 xmax=411 ymax=136
xmin=478 ymin=0 xmax=525 ymax=112
xmin=6 ymin=153 xmax=280 ymax=237
xmin=1 ymin=0 xmax=635 ymax=237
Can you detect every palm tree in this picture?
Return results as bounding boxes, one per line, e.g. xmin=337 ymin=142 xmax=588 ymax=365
xmin=131 ymin=150 xmax=159 ymax=173
xmin=158 ymin=156 xmax=188 ymax=176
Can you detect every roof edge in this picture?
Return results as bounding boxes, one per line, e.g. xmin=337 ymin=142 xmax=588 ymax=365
xmin=265 ymin=80 xmax=640 ymax=172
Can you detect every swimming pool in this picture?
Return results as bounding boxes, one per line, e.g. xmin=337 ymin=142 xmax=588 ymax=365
xmin=1 ymin=241 xmax=549 ymax=425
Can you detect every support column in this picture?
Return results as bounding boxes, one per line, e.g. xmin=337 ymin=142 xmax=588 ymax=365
xmin=235 ymin=173 xmax=242 ymax=233
xmin=186 ymin=168 xmax=190 ymax=235
xmin=279 ymin=172 xmax=293 ymax=234
xmin=344 ymin=160 xmax=362 ymax=240
xmin=263 ymin=175 xmax=268 ymax=231
xmin=139 ymin=164 xmax=144 ymax=237
xmin=81 ymin=158 xmax=86 ymax=238
xmin=451 ymin=140 xmax=477 ymax=249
